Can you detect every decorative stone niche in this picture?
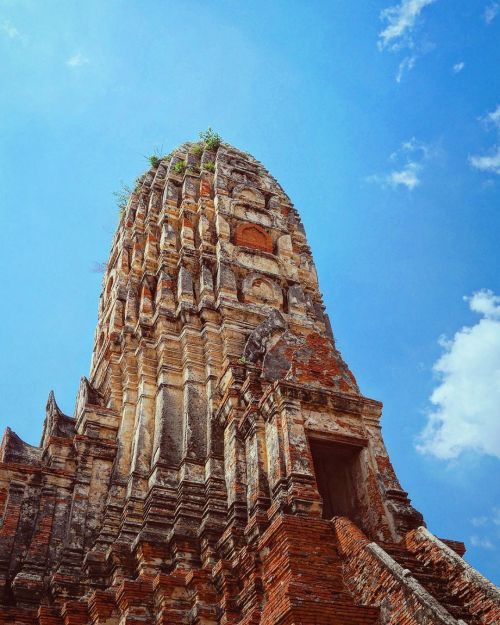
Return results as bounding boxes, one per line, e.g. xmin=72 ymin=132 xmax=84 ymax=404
xmin=232 ymin=183 xmax=266 ymax=207
xmin=242 ymin=273 xmax=283 ymax=307
xmin=234 ymin=222 xmax=273 ymax=254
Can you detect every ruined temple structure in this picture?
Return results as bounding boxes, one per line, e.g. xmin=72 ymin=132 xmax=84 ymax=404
xmin=1 ymin=138 xmax=499 ymax=625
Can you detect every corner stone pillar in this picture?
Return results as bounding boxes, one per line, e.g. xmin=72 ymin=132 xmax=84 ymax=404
xmin=262 ymin=385 xmax=322 ymax=516
xmin=129 ymin=339 xmax=157 ymax=480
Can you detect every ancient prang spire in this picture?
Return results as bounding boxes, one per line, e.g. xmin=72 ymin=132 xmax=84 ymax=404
xmin=0 ymin=138 xmax=498 ymax=625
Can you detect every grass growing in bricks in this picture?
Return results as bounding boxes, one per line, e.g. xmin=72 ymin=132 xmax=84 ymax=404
xmin=173 ymin=160 xmax=187 ymax=174
xmin=114 ymin=181 xmax=133 ymax=220
xmin=192 ymin=142 xmax=204 ymax=156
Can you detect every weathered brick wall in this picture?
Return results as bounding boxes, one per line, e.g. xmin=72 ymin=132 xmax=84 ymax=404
xmin=332 ymin=516 xmax=463 ymax=625
xmin=406 ymin=526 xmax=500 ymax=624
xmin=258 ymin=514 xmax=379 ymax=625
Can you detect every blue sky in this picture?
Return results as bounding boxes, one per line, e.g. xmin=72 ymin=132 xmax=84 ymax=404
xmin=0 ymin=0 xmax=499 ymax=583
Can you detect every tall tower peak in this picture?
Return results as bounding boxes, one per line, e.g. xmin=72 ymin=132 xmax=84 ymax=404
xmin=0 ymin=138 xmax=498 ymax=624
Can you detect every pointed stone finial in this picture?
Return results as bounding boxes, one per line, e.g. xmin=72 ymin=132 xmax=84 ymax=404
xmin=73 ymin=376 xmax=103 ymax=421
xmin=1 ymin=428 xmax=42 ymax=465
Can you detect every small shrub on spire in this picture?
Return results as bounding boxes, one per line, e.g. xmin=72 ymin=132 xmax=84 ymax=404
xmin=199 ymin=128 xmax=221 ymax=151
xmin=148 ymin=154 xmax=161 ymax=168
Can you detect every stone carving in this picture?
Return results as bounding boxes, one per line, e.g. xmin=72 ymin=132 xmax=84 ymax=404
xmin=40 ymin=391 xmax=75 ymax=448
xmin=242 ymin=274 xmax=283 ymax=307
xmin=242 ymin=308 xmax=287 ymax=363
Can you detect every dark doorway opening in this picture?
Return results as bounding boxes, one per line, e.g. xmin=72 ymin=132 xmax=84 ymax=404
xmin=309 ymin=439 xmax=363 ymax=522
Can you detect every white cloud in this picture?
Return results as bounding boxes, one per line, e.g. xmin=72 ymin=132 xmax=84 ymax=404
xmin=484 ymin=2 xmax=499 ymax=24
xmin=368 ymin=162 xmax=421 ymax=190
xmin=396 ymin=55 xmax=417 ymax=82
xmin=378 ymin=1 xmax=437 ymax=81
xmin=66 ymin=53 xmax=89 ymax=68
xmin=417 ymin=290 xmax=500 ymax=459
xmin=388 ymin=162 xmax=422 ymax=189
xmin=470 ymin=535 xmax=495 ymax=549
xmin=1 ymin=19 xmax=22 ymax=40
xmin=471 ymin=516 xmax=489 ymax=527
xmin=452 ymin=62 xmax=465 ymax=74
xmin=470 ymin=105 xmax=500 ymax=175
xmin=379 ymin=0 xmax=437 ymax=49
xmin=484 ymin=104 xmax=500 ymax=129
xmin=469 ymin=289 xmax=500 ymax=317
xmin=470 ymin=150 xmax=500 ymax=175
xmin=368 ymin=137 xmax=435 ymax=190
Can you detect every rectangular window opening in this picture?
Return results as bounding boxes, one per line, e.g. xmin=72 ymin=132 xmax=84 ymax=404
xmin=309 ymin=439 xmax=363 ymax=522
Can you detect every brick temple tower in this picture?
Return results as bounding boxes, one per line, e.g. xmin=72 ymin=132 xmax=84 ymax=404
xmin=0 ymin=138 xmax=498 ymax=625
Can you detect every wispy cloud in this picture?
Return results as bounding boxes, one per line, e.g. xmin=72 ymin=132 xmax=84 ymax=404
xmin=470 ymin=104 xmax=500 ymax=175
xmin=378 ymin=0 xmax=437 ymax=81
xmin=470 ymin=535 xmax=495 ymax=550
xmin=484 ymin=2 xmax=499 ymax=24
xmin=396 ymin=55 xmax=417 ymax=82
xmin=378 ymin=0 xmax=437 ymax=49
xmin=472 ymin=509 xmax=500 ymax=527
xmin=1 ymin=19 xmax=23 ymax=41
xmin=367 ymin=137 xmax=434 ymax=190
xmin=417 ymin=290 xmax=500 ymax=459
xmin=470 ymin=152 xmax=500 ymax=174
xmin=482 ymin=105 xmax=500 ymax=129
xmin=469 ymin=508 xmax=500 ymax=553
xmin=386 ymin=162 xmax=421 ymax=189
xmin=66 ymin=53 xmax=89 ymax=68
xmin=452 ymin=61 xmax=465 ymax=74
